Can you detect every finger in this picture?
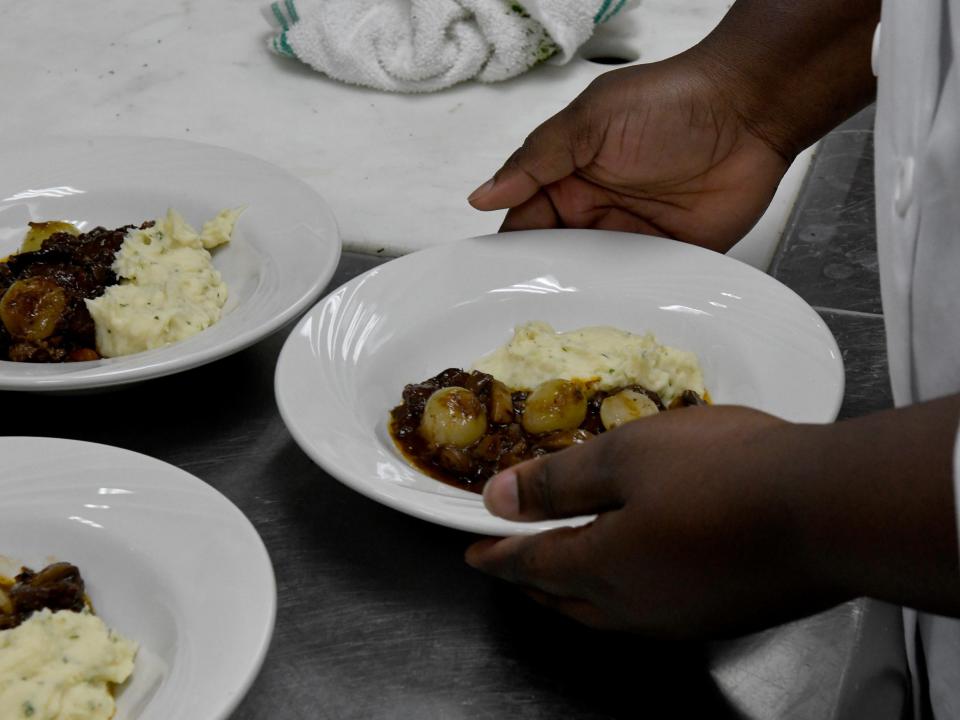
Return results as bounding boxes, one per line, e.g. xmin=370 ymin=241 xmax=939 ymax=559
xmin=592 ymin=206 xmax=670 ymax=237
xmin=498 ymin=191 xmax=562 ymax=231
xmin=467 ymin=109 xmax=591 ymax=211
xmin=466 ymin=537 xmax=613 ymax=627
xmin=523 ymin=588 xmax=614 ymax=630
xmin=465 ymin=525 xmax=598 ymax=597
xmin=498 ymin=181 xmax=674 ymax=236
xmin=482 ymin=437 xmax=625 ymax=522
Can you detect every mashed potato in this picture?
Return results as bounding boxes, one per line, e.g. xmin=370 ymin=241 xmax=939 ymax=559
xmin=85 ymin=208 xmax=241 ymax=357
xmin=471 ymin=321 xmax=705 ymax=406
xmin=0 ymin=609 xmax=137 ymax=720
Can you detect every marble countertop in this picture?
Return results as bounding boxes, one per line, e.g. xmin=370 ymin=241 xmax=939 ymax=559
xmin=2 ymin=0 xmax=811 ymax=268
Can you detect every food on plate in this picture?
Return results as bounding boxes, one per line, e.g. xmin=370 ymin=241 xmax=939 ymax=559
xmin=389 ymin=324 xmax=708 ymax=491
xmin=0 ymin=562 xmax=87 ymax=631
xmin=0 ymin=208 xmax=240 ymax=362
xmin=86 ymin=208 xmax=240 ymax=357
xmin=472 ymin=320 xmax=705 ymax=406
xmin=0 ymin=223 xmax=130 ymax=362
xmin=0 ymin=562 xmax=137 ymax=720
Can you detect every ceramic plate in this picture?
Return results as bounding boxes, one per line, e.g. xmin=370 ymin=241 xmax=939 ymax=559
xmin=275 ymin=230 xmax=844 ymax=536
xmin=0 ymin=136 xmax=340 ymax=391
xmin=0 ymin=437 xmax=276 ymax=720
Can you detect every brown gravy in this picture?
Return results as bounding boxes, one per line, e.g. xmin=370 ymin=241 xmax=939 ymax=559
xmin=389 ymin=368 xmax=706 ymax=493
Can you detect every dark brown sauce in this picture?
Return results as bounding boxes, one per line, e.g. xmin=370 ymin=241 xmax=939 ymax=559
xmin=389 ymin=368 xmax=707 ymax=494
xmin=0 ymin=222 xmax=150 ymax=362
xmin=0 ymin=562 xmax=87 ymax=630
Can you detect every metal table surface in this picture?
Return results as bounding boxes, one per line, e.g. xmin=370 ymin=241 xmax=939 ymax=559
xmin=1 ymin=110 xmax=910 ymax=720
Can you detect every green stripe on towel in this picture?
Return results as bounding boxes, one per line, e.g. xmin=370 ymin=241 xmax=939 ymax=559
xmin=601 ymin=0 xmax=628 ymax=22
xmin=593 ymin=0 xmax=612 ymax=24
xmin=271 ymin=2 xmax=289 ymax=31
xmin=284 ymin=0 xmax=300 ymax=24
xmin=273 ymin=31 xmax=296 ymax=58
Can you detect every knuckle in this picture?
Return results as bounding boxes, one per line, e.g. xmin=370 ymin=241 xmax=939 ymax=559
xmin=521 ymin=459 xmax=557 ymax=519
xmin=541 ymin=469 xmax=559 ymax=519
xmin=517 ymin=542 xmax=548 ymax=580
xmin=514 ymin=533 xmax=564 ymax=584
xmin=503 ymin=145 xmax=545 ymax=186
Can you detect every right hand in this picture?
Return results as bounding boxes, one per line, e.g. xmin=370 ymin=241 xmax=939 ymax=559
xmin=468 ymin=55 xmax=791 ymax=253
xmin=465 ymin=405 xmax=836 ymax=638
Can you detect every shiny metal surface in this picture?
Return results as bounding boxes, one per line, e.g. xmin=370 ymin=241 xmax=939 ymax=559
xmin=0 ymin=253 xmax=731 ymax=719
xmin=0 ymin=249 xmax=906 ymax=719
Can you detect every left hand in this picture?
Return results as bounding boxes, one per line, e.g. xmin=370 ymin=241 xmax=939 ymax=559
xmin=466 ymin=60 xmax=791 ymax=253
xmin=465 ymin=405 xmax=847 ymax=638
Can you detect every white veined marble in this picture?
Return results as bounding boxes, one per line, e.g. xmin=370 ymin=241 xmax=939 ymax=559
xmin=2 ymin=0 xmax=809 ymax=267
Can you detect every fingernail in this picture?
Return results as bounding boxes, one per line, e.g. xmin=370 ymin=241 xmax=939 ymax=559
xmin=483 ymin=469 xmax=519 ymax=517
xmin=468 ymin=177 xmax=495 ymax=203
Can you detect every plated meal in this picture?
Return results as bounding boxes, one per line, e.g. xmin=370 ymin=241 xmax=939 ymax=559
xmin=0 ymin=436 xmax=277 ymax=720
xmin=0 ymin=209 xmax=239 ymax=362
xmin=389 ymin=322 xmax=708 ymax=491
xmin=1 ymin=562 xmax=138 ymax=720
xmin=0 ymin=135 xmax=341 ymax=391
xmin=275 ymin=229 xmax=844 ymax=535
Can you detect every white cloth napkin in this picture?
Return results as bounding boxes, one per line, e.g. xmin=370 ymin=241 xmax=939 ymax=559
xmin=263 ymin=0 xmax=638 ymax=93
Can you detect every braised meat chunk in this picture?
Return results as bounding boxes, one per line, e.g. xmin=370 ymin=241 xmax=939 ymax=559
xmin=0 ymin=222 xmax=143 ymax=361
xmin=389 ymin=368 xmax=707 ymax=493
xmin=0 ymin=562 xmax=86 ymax=630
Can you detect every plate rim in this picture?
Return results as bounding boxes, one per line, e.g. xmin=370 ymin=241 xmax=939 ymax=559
xmin=0 ymin=135 xmax=342 ymax=392
xmin=275 ymin=228 xmax=846 ymax=536
xmin=0 ymin=435 xmax=278 ymax=720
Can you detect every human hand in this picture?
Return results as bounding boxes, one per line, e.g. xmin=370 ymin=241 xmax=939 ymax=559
xmin=465 ymin=405 xmax=847 ymax=638
xmin=467 ymin=57 xmax=791 ymax=253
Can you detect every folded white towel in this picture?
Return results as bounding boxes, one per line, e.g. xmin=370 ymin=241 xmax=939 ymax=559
xmin=263 ymin=0 xmax=638 ymax=93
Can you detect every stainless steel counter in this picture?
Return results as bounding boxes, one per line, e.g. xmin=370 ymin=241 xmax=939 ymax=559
xmin=0 ymin=108 xmax=910 ymax=720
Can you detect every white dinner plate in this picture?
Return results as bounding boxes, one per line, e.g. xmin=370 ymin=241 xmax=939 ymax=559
xmin=0 ymin=437 xmax=276 ymax=720
xmin=275 ymin=230 xmax=844 ymax=536
xmin=0 ymin=136 xmax=340 ymax=391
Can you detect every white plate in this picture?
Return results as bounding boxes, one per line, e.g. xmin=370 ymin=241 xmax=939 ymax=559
xmin=275 ymin=230 xmax=844 ymax=536
xmin=0 ymin=136 xmax=340 ymax=391
xmin=0 ymin=437 xmax=276 ymax=720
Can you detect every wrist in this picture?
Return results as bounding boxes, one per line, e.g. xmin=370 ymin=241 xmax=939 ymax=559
xmin=783 ymin=398 xmax=960 ymax=614
xmin=683 ymin=0 xmax=879 ymax=159
xmin=772 ymin=421 xmax=859 ymax=601
xmin=755 ymin=421 xmax=856 ymax=604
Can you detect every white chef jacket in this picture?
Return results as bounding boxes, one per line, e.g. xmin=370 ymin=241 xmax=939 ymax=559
xmin=874 ymin=0 xmax=960 ymax=716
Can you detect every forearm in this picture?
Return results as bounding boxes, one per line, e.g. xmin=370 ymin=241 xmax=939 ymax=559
xmin=780 ymin=395 xmax=960 ymax=614
xmin=689 ymin=0 xmax=880 ymax=159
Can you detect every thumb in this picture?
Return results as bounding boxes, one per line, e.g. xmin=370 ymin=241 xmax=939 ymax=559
xmin=482 ymin=437 xmax=625 ymax=522
xmin=467 ymin=106 xmax=593 ymax=211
